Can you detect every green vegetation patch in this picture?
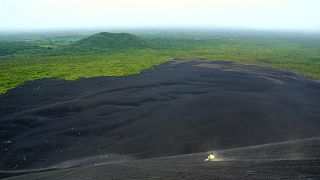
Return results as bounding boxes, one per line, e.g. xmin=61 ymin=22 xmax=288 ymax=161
xmin=0 ymin=31 xmax=319 ymax=94
xmin=0 ymin=50 xmax=170 ymax=94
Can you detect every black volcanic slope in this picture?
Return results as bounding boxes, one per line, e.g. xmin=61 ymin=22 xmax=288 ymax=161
xmin=4 ymin=137 xmax=320 ymax=179
xmin=1 ymin=59 xmax=320 ymax=171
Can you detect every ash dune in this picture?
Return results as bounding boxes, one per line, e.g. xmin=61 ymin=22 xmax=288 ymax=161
xmin=1 ymin=59 xmax=320 ymax=175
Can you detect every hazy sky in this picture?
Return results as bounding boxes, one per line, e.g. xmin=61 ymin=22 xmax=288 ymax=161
xmin=1 ymin=0 xmax=320 ymax=32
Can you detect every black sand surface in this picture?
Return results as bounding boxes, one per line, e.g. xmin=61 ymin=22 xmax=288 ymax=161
xmin=4 ymin=137 xmax=320 ymax=179
xmin=1 ymin=59 xmax=320 ymax=177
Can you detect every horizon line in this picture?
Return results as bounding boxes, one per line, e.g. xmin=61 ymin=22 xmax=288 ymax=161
xmin=0 ymin=26 xmax=319 ymax=35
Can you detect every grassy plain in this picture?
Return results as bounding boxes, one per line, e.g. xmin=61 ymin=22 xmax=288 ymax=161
xmin=0 ymin=30 xmax=319 ymax=94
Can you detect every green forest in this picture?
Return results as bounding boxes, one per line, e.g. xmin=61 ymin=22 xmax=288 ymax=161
xmin=0 ymin=30 xmax=319 ymax=94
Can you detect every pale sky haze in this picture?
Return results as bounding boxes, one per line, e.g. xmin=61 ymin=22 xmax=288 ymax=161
xmin=1 ymin=0 xmax=320 ymax=32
